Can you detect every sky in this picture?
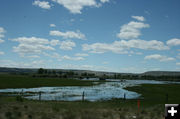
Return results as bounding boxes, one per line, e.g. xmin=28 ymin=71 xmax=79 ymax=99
xmin=0 ymin=0 xmax=180 ymax=73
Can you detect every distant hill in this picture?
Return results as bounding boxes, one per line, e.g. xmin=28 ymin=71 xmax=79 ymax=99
xmin=0 ymin=67 xmax=37 ymax=73
xmin=141 ymin=71 xmax=180 ymax=76
xmin=0 ymin=67 xmax=179 ymax=77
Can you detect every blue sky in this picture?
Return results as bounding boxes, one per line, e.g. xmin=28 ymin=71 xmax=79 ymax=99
xmin=0 ymin=0 xmax=180 ymax=73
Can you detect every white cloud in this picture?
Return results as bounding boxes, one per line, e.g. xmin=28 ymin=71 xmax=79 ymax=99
xmin=26 ymin=55 xmax=40 ymax=58
xmin=167 ymin=38 xmax=180 ymax=46
xmin=33 ymin=0 xmax=51 ymax=9
xmin=10 ymin=37 xmax=54 ymax=56
xmin=100 ymin=0 xmax=109 ymax=3
xmin=102 ymin=61 xmax=108 ymax=64
xmin=82 ymin=39 xmax=169 ymax=54
xmin=50 ymin=30 xmax=86 ymax=40
xmin=0 ymin=27 xmax=5 ymax=38
xmin=62 ymin=55 xmax=84 ymax=61
xmin=10 ymin=37 xmax=49 ymax=44
xmin=59 ymin=40 xmax=76 ymax=50
xmin=0 ymin=60 xmax=46 ymax=68
xmin=50 ymin=24 xmax=56 ymax=27
xmin=49 ymin=52 xmax=84 ymax=61
xmin=52 ymin=0 xmax=108 ymax=14
xmin=0 ymin=51 xmax=4 ymax=55
xmin=0 ymin=39 xmax=4 ymax=43
xmin=50 ymin=39 xmax=60 ymax=46
xmin=177 ymin=53 xmax=180 ymax=59
xmin=144 ymin=54 xmax=175 ymax=62
xmin=132 ymin=16 xmax=145 ymax=21
xmin=117 ymin=21 xmax=149 ymax=40
xmin=117 ymin=40 xmax=169 ymax=50
xmin=0 ymin=27 xmax=6 ymax=42
xmin=75 ymin=53 xmax=89 ymax=57
xmin=176 ymin=62 xmax=180 ymax=66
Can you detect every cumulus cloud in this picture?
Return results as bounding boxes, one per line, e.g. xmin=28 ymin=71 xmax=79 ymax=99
xmin=132 ymin=16 xmax=145 ymax=21
xmin=0 ymin=39 xmax=4 ymax=43
xmin=0 ymin=60 xmax=46 ymax=68
xmin=0 ymin=27 xmax=6 ymax=42
xmin=62 ymin=55 xmax=84 ymax=61
xmin=50 ymin=30 xmax=86 ymax=40
xmin=100 ymin=0 xmax=109 ymax=3
xmin=50 ymin=24 xmax=56 ymax=27
xmin=0 ymin=51 xmax=4 ymax=55
xmin=59 ymin=40 xmax=76 ymax=50
xmin=10 ymin=37 xmax=54 ymax=56
xmin=144 ymin=54 xmax=175 ymax=62
xmin=75 ymin=53 xmax=89 ymax=57
xmin=177 ymin=53 xmax=180 ymax=59
xmin=82 ymin=39 xmax=169 ymax=54
xmin=49 ymin=52 xmax=84 ymax=61
xmin=52 ymin=0 xmax=109 ymax=14
xmin=117 ymin=21 xmax=149 ymax=40
xmin=50 ymin=39 xmax=60 ymax=46
xmin=11 ymin=37 xmax=49 ymax=44
xmin=167 ymin=38 xmax=180 ymax=46
xmin=33 ymin=0 xmax=51 ymax=9
xmin=26 ymin=55 xmax=40 ymax=58
xmin=176 ymin=62 xmax=180 ymax=66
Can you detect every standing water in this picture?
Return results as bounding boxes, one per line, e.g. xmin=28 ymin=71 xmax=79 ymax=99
xmin=0 ymin=79 xmax=178 ymax=101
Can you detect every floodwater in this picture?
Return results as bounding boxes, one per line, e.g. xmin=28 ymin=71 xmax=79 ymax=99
xmin=0 ymin=79 xmax=178 ymax=101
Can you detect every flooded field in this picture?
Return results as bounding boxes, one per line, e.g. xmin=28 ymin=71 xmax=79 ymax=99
xmin=0 ymin=79 xmax=178 ymax=101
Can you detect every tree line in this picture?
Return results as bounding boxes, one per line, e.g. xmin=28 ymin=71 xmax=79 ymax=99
xmin=33 ymin=68 xmax=180 ymax=81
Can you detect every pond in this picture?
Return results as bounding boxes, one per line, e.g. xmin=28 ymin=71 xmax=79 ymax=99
xmin=0 ymin=79 xmax=178 ymax=101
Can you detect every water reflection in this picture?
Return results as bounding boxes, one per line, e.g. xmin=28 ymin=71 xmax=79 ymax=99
xmin=0 ymin=79 xmax=178 ymax=101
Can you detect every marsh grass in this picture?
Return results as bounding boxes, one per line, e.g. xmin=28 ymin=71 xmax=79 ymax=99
xmin=0 ymin=80 xmax=179 ymax=119
xmin=0 ymin=74 xmax=94 ymax=89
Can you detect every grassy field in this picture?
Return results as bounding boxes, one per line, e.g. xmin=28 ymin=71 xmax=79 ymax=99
xmin=1 ymin=83 xmax=180 ymax=119
xmin=0 ymin=97 xmax=165 ymax=119
xmin=0 ymin=74 xmax=180 ymax=119
xmin=125 ymin=84 xmax=180 ymax=108
xmin=0 ymin=74 xmax=95 ymax=89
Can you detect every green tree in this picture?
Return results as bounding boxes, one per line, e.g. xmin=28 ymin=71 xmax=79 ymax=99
xmin=52 ymin=70 xmax=56 ymax=74
xmin=38 ymin=68 xmax=44 ymax=74
xmin=44 ymin=69 xmax=48 ymax=74
xmin=48 ymin=70 xmax=52 ymax=74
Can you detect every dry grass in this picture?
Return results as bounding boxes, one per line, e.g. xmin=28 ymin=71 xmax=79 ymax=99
xmin=0 ymin=98 xmax=164 ymax=119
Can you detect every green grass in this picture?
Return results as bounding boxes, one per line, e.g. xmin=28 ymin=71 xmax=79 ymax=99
xmin=1 ymin=84 xmax=180 ymax=119
xmin=0 ymin=74 xmax=180 ymax=118
xmin=0 ymin=74 xmax=94 ymax=89
xmin=125 ymin=84 xmax=180 ymax=107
